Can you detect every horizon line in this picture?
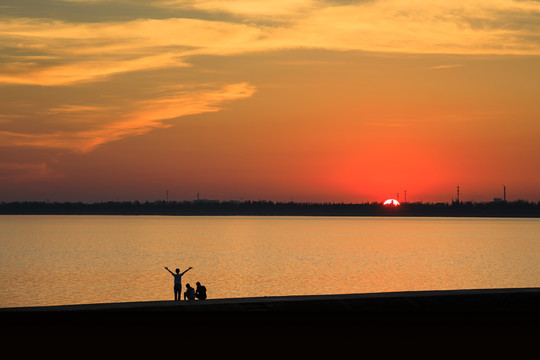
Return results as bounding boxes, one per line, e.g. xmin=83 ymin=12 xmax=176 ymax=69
xmin=1 ymin=199 xmax=538 ymax=206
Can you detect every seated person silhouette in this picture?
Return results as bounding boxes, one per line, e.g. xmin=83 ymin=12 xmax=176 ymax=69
xmin=184 ymin=283 xmax=195 ymax=301
xmin=195 ymin=282 xmax=207 ymax=300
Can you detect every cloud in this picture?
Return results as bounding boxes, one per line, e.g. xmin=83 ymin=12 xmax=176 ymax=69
xmin=45 ymin=105 xmax=111 ymax=113
xmin=0 ymin=82 xmax=256 ymax=152
xmin=156 ymin=0 xmax=540 ymax=57
xmin=0 ymin=53 xmax=190 ymax=86
xmin=2 ymin=1 xmax=540 ymax=87
xmin=158 ymin=0 xmax=316 ymax=17
xmin=0 ymin=17 xmax=260 ymax=85
xmin=0 ymin=162 xmax=61 ymax=181
xmin=275 ymin=0 xmax=540 ymax=55
xmin=430 ymin=64 xmax=464 ymax=70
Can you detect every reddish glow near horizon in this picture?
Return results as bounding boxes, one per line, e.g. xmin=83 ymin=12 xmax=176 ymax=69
xmin=383 ymin=199 xmax=400 ymax=206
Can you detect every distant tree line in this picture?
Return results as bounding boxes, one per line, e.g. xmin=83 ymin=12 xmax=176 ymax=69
xmin=0 ymin=200 xmax=539 ymax=217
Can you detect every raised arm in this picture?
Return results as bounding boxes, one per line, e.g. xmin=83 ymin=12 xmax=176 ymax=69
xmin=164 ymin=266 xmax=174 ymax=275
xmin=180 ymin=267 xmax=193 ymax=276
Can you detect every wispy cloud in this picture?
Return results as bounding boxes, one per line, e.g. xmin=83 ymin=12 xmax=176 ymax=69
xmin=157 ymin=0 xmax=540 ymax=55
xmin=0 ymin=82 xmax=256 ymax=152
xmin=45 ymin=105 xmax=111 ymax=113
xmin=430 ymin=64 xmax=464 ymax=70
xmin=158 ymin=0 xmax=316 ymax=17
xmin=0 ymin=162 xmax=62 ymax=181
xmin=0 ymin=17 xmax=259 ymax=85
xmin=0 ymin=50 xmax=190 ymax=86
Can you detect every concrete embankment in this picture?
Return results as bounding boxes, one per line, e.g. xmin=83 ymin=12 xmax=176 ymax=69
xmin=2 ymin=288 xmax=540 ymax=330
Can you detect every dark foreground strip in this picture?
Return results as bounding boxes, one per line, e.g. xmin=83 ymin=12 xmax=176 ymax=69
xmin=2 ymin=288 xmax=539 ymax=330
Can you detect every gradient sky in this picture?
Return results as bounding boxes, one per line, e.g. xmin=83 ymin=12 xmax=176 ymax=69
xmin=1 ymin=0 xmax=540 ymax=203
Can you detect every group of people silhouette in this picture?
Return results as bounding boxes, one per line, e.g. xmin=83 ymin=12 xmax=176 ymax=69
xmin=164 ymin=266 xmax=207 ymax=301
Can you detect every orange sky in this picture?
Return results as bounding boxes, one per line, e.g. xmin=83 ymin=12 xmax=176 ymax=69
xmin=1 ymin=0 xmax=540 ymax=203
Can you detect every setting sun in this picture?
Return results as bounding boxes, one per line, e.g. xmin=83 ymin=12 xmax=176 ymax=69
xmin=383 ymin=199 xmax=400 ymax=206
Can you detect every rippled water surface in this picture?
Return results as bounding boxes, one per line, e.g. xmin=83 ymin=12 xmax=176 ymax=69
xmin=1 ymin=215 xmax=539 ymax=308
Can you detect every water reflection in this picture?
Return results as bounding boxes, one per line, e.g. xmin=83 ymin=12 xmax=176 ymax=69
xmin=1 ymin=216 xmax=539 ymax=307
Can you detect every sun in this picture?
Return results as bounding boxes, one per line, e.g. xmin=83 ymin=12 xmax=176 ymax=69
xmin=383 ymin=199 xmax=400 ymax=206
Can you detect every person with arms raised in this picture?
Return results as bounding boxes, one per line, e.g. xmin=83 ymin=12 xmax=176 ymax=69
xmin=164 ymin=266 xmax=192 ymax=301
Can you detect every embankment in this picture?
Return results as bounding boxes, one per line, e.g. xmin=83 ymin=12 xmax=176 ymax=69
xmin=2 ymin=288 xmax=539 ymax=330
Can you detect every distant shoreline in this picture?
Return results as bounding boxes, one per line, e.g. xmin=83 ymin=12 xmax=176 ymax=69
xmin=1 ymin=200 xmax=539 ymax=217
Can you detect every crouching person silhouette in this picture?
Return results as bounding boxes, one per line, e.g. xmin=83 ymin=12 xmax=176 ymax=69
xmin=195 ymin=282 xmax=207 ymax=300
xmin=184 ymin=283 xmax=195 ymax=301
xmin=164 ymin=266 xmax=192 ymax=301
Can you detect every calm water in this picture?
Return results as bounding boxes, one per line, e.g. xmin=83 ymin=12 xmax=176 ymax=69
xmin=1 ymin=215 xmax=539 ymax=308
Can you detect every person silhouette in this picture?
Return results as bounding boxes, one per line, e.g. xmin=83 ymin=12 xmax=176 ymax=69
xmin=184 ymin=283 xmax=195 ymax=301
xmin=164 ymin=266 xmax=192 ymax=301
xmin=195 ymin=281 xmax=207 ymax=300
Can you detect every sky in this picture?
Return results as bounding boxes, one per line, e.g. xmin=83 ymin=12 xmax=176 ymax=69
xmin=1 ymin=0 xmax=540 ymax=203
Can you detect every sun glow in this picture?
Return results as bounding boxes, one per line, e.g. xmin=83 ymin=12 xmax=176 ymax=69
xmin=383 ymin=199 xmax=400 ymax=206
